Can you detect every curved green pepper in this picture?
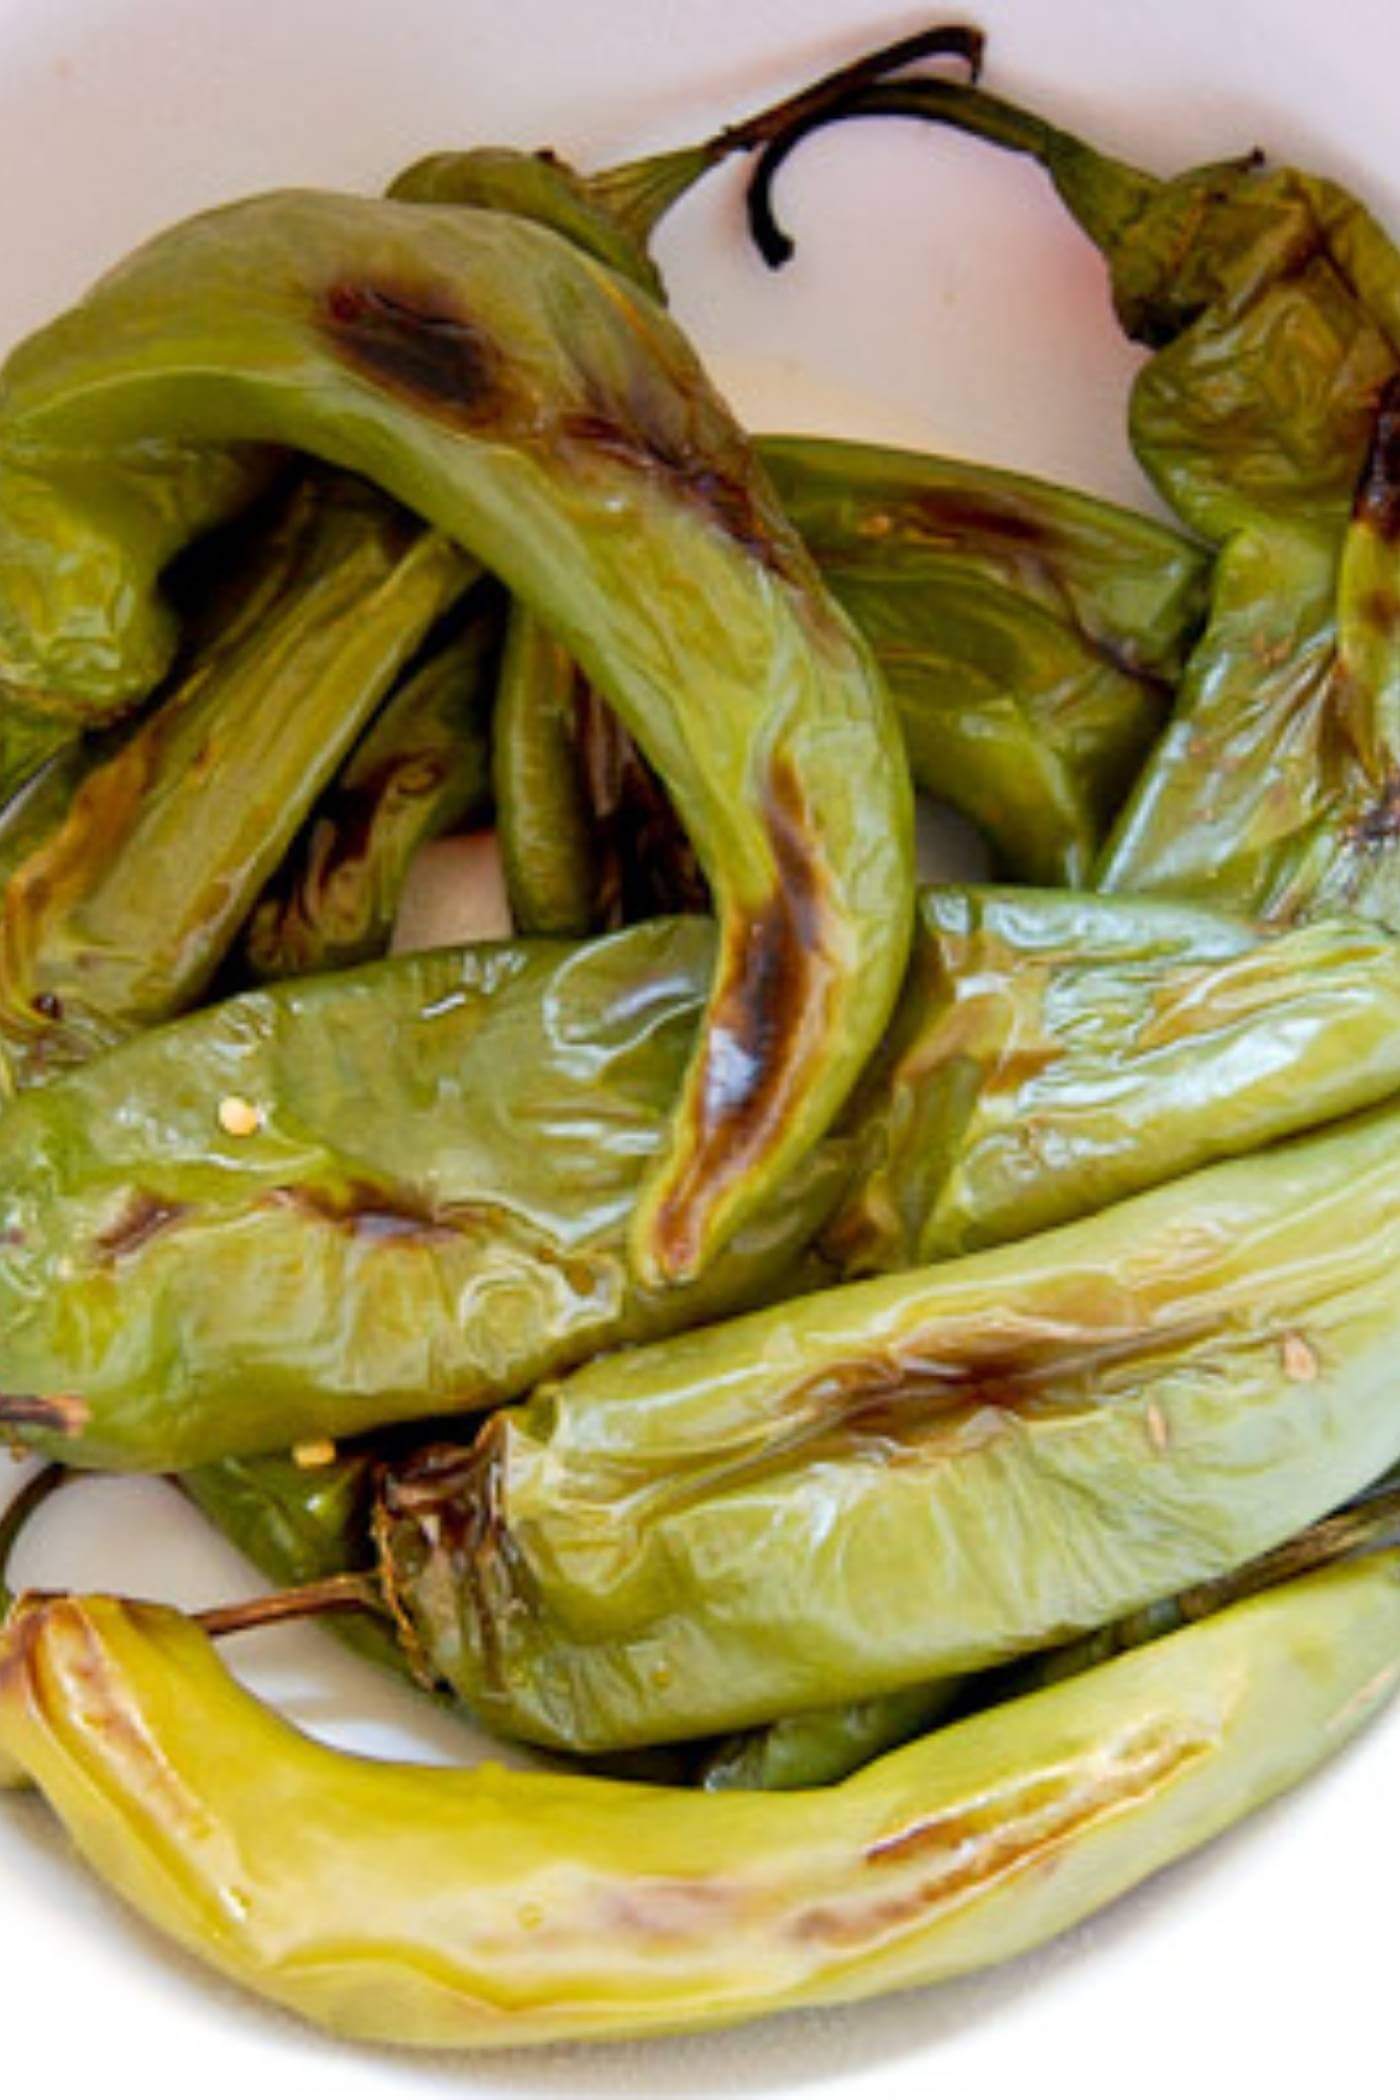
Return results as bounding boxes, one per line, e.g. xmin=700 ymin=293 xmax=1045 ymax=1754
xmin=243 ymin=592 xmax=501 ymax=980
xmin=0 ymin=190 xmax=911 ymax=1282
xmin=0 ymin=920 xmax=842 ymax=1471
xmin=3 ymin=1551 xmax=1396 ymax=2045
xmin=749 ymin=65 xmax=1400 ymax=922
xmin=762 ymin=436 xmax=1206 ymax=882
xmin=377 ymin=1098 xmax=1400 ymax=1748
xmin=13 ymin=884 xmax=1400 ymax=1471
xmin=827 ymin=886 xmax=1400 ymax=1269
xmin=0 ymin=474 xmax=470 ymax=1087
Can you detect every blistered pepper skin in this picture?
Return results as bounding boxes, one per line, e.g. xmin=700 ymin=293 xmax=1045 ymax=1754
xmin=380 ymin=1100 xmax=1400 ymax=1749
xmin=0 ymin=477 xmax=470 ymax=1087
xmin=0 ymin=921 xmax=842 ymax=1472
xmin=2 ymin=1561 xmax=1397 ymax=2046
xmin=243 ymin=594 xmax=501 ymax=980
xmin=827 ymin=887 xmax=1400 ymax=1270
xmin=0 ymin=190 xmax=912 ymax=1282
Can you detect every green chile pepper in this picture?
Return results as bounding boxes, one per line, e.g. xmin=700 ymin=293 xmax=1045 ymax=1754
xmin=0 ymin=190 xmax=912 ymax=1282
xmin=497 ymin=436 xmax=1209 ymax=919
xmin=242 ymin=595 xmax=501 ymax=980
xmin=826 ymin=886 xmax=1400 ymax=1270
xmin=762 ymin=436 xmax=1207 ymax=882
xmin=2 ymin=1551 xmax=1397 ymax=2045
xmin=0 ymin=920 xmax=843 ymax=1472
xmin=14 ymin=884 xmax=1400 ymax=1471
xmin=0 ymin=475 xmax=469 ymax=1087
xmin=749 ymin=62 xmax=1400 ymax=923
xmin=377 ymin=1098 xmax=1400 ymax=1749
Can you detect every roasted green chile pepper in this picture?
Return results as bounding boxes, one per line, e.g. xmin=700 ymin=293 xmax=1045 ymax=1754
xmin=243 ymin=596 xmax=500 ymax=980
xmin=762 ymin=436 xmax=1206 ymax=883
xmin=13 ymin=885 xmax=1400 ymax=1471
xmin=826 ymin=886 xmax=1400 ymax=1270
xmin=377 ymin=1098 xmax=1400 ymax=1749
xmin=0 ymin=475 xmax=470 ymax=1087
xmin=749 ymin=58 xmax=1400 ymax=923
xmin=497 ymin=436 xmax=1208 ymax=920
xmin=700 ymin=1682 xmax=965 ymax=1793
xmin=0 ymin=920 xmax=842 ymax=1471
xmin=0 ymin=190 xmax=912 ymax=1282
xmin=3 ymin=1549 xmax=1396 ymax=2045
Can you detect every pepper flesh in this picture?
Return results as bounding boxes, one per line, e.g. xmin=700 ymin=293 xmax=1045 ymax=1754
xmin=0 ymin=920 xmax=842 ymax=1471
xmin=1 ymin=1558 xmax=1397 ymax=2045
xmin=243 ymin=594 xmax=501 ymax=980
xmin=0 ymin=189 xmax=912 ymax=1282
xmin=0 ymin=475 xmax=471 ymax=1086
xmin=827 ymin=886 xmax=1400 ymax=1269
xmin=378 ymin=1099 xmax=1400 ymax=1749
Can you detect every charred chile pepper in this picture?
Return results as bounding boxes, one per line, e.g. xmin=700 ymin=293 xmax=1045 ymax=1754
xmin=243 ymin=594 xmax=501 ymax=980
xmin=0 ymin=190 xmax=912 ymax=1283
xmin=0 ymin=475 xmax=470 ymax=1087
xmin=376 ymin=1099 xmax=1400 ymax=1749
xmin=0 ymin=920 xmax=842 ymax=1471
xmin=2 ymin=1551 xmax=1397 ymax=2045
xmin=826 ymin=886 xmax=1400 ymax=1270
xmin=748 ymin=58 xmax=1400 ymax=923
xmin=11 ymin=885 xmax=1400 ymax=1469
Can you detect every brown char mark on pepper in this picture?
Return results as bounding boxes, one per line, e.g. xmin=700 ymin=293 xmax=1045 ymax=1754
xmin=92 ymin=1191 xmax=190 ymax=1264
xmin=263 ymin=1181 xmax=461 ymax=1246
xmin=321 ymin=282 xmax=509 ymax=427
xmin=0 ymin=1392 xmax=90 ymax=1439
xmin=647 ymin=750 xmax=836 ymax=1279
xmin=1353 ymin=374 xmax=1400 ymax=542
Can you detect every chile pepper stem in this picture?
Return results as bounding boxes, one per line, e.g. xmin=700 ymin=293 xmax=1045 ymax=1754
xmin=592 ymin=24 xmax=983 ymax=247
xmin=0 ymin=1464 xmax=70 ymax=1620
xmin=195 ymin=1570 xmax=386 ymax=1640
xmin=745 ymin=76 xmax=1159 ymax=268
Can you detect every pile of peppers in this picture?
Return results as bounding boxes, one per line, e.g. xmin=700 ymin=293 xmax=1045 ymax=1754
xmin=3 ymin=19 xmax=1400 ymax=2052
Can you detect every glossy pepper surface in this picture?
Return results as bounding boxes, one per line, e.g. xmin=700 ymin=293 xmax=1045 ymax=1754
xmin=0 ymin=189 xmax=912 ymax=1282
xmin=243 ymin=594 xmax=500 ymax=980
xmin=377 ymin=1100 xmax=1400 ymax=1748
xmin=752 ymin=65 xmax=1400 ymax=924
xmin=0 ymin=920 xmax=842 ymax=1472
xmin=763 ymin=435 xmax=1205 ymax=882
xmin=2 ymin=1553 xmax=1397 ymax=2046
xmin=826 ymin=886 xmax=1400 ymax=1270
xmin=0 ymin=475 xmax=470 ymax=1087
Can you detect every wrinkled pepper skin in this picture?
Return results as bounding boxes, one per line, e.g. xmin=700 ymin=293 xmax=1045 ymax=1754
xmin=762 ymin=436 xmax=1207 ymax=881
xmin=14 ymin=882 xmax=1400 ymax=1470
xmin=826 ymin=887 xmax=1400 ymax=1270
xmin=0 ymin=476 xmax=470 ymax=1087
xmin=2 ymin=1559 xmax=1397 ymax=2045
xmin=0 ymin=921 xmax=842 ymax=1472
xmin=379 ymin=1100 xmax=1400 ymax=1749
xmin=244 ymin=594 xmax=500 ymax=980
xmin=774 ymin=75 xmax=1400 ymax=922
xmin=0 ymin=190 xmax=913 ymax=1283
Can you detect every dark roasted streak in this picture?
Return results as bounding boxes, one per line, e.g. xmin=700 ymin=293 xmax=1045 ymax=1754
xmin=1353 ymin=374 xmax=1400 ymax=541
xmin=0 ymin=1393 xmax=89 ymax=1438
xmin=322 ymin=283 xmax=505 ymax=426
xmin=647 ymin=751 xmax=834 ymax=1277
xmin=92 ymin=1191 xmax=190 ymax=1264
xmin=560 ymin=408 xmax=796 ymax=580
xmin=264 ymin=1182 xmax=461 ymax=1246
